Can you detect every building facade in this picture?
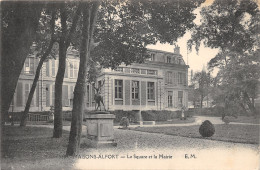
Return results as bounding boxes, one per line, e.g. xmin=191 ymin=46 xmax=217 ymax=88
xmin=86 ymin=46 xmax=189 ymax=112
xmin=10 ymin=47 xmax=189 ymax=113
xmin=10 ymin=49 xmax=80 ymax=112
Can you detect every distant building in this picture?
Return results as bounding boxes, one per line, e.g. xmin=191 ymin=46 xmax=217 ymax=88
xmin=10 ymin=47 xmax=189 ymax=113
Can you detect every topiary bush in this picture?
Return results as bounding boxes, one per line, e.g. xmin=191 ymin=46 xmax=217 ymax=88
xmin=199 ymin=120 xmax=215 ymax=137
xmin=119 ymin=117 xmax=130 ymax=129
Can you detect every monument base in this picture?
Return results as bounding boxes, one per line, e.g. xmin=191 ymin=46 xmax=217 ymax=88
xmin=84 ymin=112 xmax=117 ymax=148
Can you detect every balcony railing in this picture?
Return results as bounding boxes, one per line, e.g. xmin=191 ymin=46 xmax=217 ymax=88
xmin=114 ymin=67 xmax=158 ymax=76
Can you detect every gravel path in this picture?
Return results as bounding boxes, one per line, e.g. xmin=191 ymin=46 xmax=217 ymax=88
xmin=75 ymin=128 xmax=259 ymax=170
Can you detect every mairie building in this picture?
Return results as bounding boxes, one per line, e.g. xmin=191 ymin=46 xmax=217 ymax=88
xmin=10 ymin=46 xmax=189 ymax=113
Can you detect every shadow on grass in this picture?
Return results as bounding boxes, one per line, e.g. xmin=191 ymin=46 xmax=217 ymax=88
xmin=2 ymin=126 xmax=70 ymax=161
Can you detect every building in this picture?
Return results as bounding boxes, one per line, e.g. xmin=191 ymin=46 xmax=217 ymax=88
xmin=10 ymin=49 xmax=80 ymax=112
xmin=10 ymin=46 xmax=189 ymax=113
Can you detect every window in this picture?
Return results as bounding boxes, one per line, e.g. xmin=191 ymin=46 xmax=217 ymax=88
xmin=150 ymin=53 xmax=155 ymax=61
xmin=69 ymin=86 xmax=74 ymax=106
xmin=24 ymin=83 xmax=34 ymax=106
xmin=132 ymin=81 xmax=139 ymax=99
xmin=166 ymin=71 xmax=173 ymax=84
xmin=147 ymin=82 xmax=155 ymax=100
xmin=115 ymin=80 xmax=123 ymax=99
xmin=24 ymin=58 xmax=34 ymax=74
xmin=178 ymin=91 xmax=183 ymax=106
xmin=46 ymin=60 xmax=50 ymax=77
xmin=62 ymin=85 xmax=69 ymax=106
xmin=167 ymin=56 xmax=171 ymax=63
xmin=74 ymin=62 xmax=79 ymax=78
xmin=65 ymin=61 xmax=68 ymax=78
xmin=178 ymin=72 xmax=186 ymax=85
xmin=52 ymin=60 xmax=56 ymax=77
xmin=69 ymin=61 xmax=79 ymax=78
xmin=52 ymin=85 xmax=55 ymax=106
xmin=46 ymin=84 xmax=50 ymax=107
xmin=168 ymin=91 xmax=173 ymax=107
xmin=86 ymin=85 xmax=90 ymax=103
xmin=16 ymin=82 xmax=23 ymax=107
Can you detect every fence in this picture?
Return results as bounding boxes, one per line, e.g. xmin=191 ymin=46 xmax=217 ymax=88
xmin=27 ymin=113 xmax=50 ymax=122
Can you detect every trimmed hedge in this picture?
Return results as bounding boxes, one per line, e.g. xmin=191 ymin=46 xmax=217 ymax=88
xmin=110 ymin=110 xmax=137 ymax=123
xmin=141 ymin=110 xmax=192 ymax=121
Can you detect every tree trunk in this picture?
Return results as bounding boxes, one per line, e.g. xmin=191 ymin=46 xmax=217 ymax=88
xmin=66 ymin=2 xmax=99 ymax=156
xmin=200 ymin=95 xmax=204 ymax=108
xmin=20 ymin=40 xmax=55 ymax=127
xmin=53 ymin=3 xmax=82 ymax=138
xmin=1 ymin=2 xmax=41 ymax=137
xmin=244 ymin=92 xmax=257 ymax=115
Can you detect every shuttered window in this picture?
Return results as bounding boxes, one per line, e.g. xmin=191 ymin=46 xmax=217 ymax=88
xmin=70 ymin=86 xmax=74 ymax=106
xmin=62 ymin=85 xmax=69 ymax=106
xmin=46 ymin=84 xmax=50 ymax=107
xmin=52 ymin=85 xmax=55 ymax=106
xmin=178 ymin=91 xmax=183 ymax=106
xmin=52 ymin=60 xmax=56 ymax=77
xmin=16 ymin=83 xmax=23 ymax=107
xmin=46 ymin=60 xmax=50 ymax=77
xmin=147 ymin=82 xmax=155 ymax=100
xmin=65 ymin=61 xmax=68 ymax=78
xmin=36 ymin=84 xmax=39 ymax=107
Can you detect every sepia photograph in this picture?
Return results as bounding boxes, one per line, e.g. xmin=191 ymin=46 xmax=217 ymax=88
xmin=1 ymin=0 xmax=259 ymax=169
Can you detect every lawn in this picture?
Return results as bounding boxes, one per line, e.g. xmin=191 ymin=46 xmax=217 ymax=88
xmin=133 ymin=124 xmax=259 ymax=144
xmin=229 ymin=116 xmax=260 ymax=124
xmin=155 ymin=117 xmax=195 ymax=124
xmin=2 ymin=126 xmax=76 ymax=169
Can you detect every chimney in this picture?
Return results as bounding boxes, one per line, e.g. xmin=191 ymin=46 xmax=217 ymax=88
xmin=174 ymin=45 xmax=180 ymax=54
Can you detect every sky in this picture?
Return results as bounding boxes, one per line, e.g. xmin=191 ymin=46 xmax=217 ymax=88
xmin=147 ymin=0 xmax=219 ymax=76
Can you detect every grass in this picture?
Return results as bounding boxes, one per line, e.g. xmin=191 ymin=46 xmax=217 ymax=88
xmin=155 ymin=117 xmax=195 ymax=124
xmin=229 ymin=115 xmax=260 ymax=124
xmin=2 ymin=125 xmax=76 ymax=169
xmin=2 ymin=126 xmax=70 ymax=161
xmin=133 ymin=124 xmax=259 ymax=144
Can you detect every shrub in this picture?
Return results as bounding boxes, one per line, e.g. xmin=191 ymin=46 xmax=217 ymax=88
xmin=199 ymin=120 xmax=215 ymax=137
xmin=111 ymin=110 xmax=136 ymax=123
xmin=120 ymin=117 xmax=129 ymax=128
xmin=141 ymin=110 xmax=179 ymax=121
xmin=223 ymin=116 xmax=237 ymax=124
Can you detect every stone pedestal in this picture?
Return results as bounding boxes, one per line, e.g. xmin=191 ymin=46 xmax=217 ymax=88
xmin=84 ymin=112 xmax=117 ymax=148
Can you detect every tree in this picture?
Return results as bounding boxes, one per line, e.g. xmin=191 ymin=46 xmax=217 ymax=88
xmin=66 ymin=0 xmax=205 ymax=156
xmin=20 ymin=9 xmax=57 ymax=127
xmin=53 ymin=2 xmax=82 ymax=138
xmin=1 ymin=2 xmax=43 ymax=136
xmin=192 ymin=70 xmax=212 ymax=108
xmin=188 ymin=84 xmax=201 ymax=108
xmin=66 ymin=1 xmax=99 ymax=156
xmin=188 ymin=0 xmax=260 ymax=115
